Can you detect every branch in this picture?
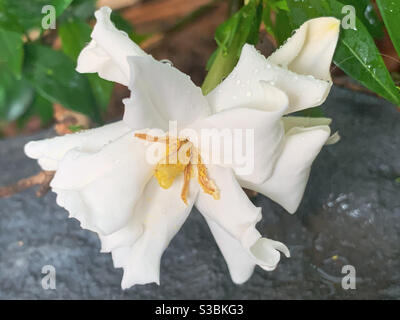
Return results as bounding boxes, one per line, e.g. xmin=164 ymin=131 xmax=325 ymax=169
xmin=0 ymin=171 xmax=55 ymax=199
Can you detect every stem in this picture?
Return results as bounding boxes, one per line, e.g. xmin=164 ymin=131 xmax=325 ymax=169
xmin=0 ymin=171 xmax=55 ymax=198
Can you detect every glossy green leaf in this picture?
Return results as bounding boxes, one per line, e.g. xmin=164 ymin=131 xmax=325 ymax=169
xmin=285 ymin=0 xmax=400 ymax=106
xmin=202 ymin=0 xmax=263 ymax=94
xmin=343 ymin=0 xmax=383 ymax=39
xmin=377 ymin=0 xmax=400 ymax=57
xmin=0 ymin=67 xmax=34 ymax=121
xmin=0 ymin=0 xmax=73 ymax=32
xmin=24 ymin=44 xmax=101 ymax=122
xmin=59 ymin=19 xmax=113 ymax=111
xmin=0 ymin=28 xmax=23 ymax=77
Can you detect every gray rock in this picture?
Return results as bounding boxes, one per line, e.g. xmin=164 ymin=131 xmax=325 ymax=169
xmin=0 ymin=86 xmax=399 ymax=299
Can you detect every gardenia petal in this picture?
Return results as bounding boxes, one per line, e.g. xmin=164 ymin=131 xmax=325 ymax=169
xmin=204 ymin=217 xmax=255 ymax=284
xmin=24 ymin=121 xmax=131 ymax=171
xmin=114 ymin=177 xmax=199 ymax=288
xmin=240 ymin=126 xmax=331 ymax=213
xmin=123 ymin=56 xmax=210 ymax=131
xmin=189 ymin=103 xmax=287 ymax=185
xmin=283 ymin=116 xmax=340 ymax=145
xmin=282 ymin=116 xmax=332 ymax=132
xmin=207 ymin=44 xmax=332 ymax=115
xmin=76 ymin=6 xmax=148 ymax=86
xmin=268 ymin=17 xmax=340 ymax=82
xmin=50 ymin=133 xmax=157 ymax=235
xmin=195 ymin=165 xmax=289 ymax=275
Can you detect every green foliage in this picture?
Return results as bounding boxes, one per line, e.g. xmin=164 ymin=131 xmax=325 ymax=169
xmin=202 ymin=0 xmax=400 ymax=112
xmin=23 ymin=44 xmax=101 ymax=122
xmin=0 ymin=0 xmax=143 ymax=130
xmin=0 ymin=0 xmax=73 ymax=32
xmin=283 ymin=0 xmax=400 ymax=106
xmin=202 ymin=0 xmax=263 ymax=94
xmin=343 ymin=0 xmax=383 ymax=39
xmin=376 ymin=0 xmax=400 ymax=58
xmin=0 ymin=28 xmax=24 ymax=77
xmin=17 ymin=93 xmax=53 ymax=128
xmin=59 ymin=19 xmax=113 ymax=111
xmin=0 ymin=68 xmax=34 ymax=121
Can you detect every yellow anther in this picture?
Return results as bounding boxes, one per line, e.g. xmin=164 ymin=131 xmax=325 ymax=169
xmin=155 ymin=162 xmax=186 ymax=189
xmin=134 ymin=133 xmax=219 ymax=204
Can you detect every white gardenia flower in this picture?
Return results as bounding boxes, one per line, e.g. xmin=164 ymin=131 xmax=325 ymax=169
xmin=24 ymin=7 xmax=340 ymax=288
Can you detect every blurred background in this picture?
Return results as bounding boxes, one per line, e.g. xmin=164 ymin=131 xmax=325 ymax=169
xmin=0 ymin=0 xmax=399 ymax=139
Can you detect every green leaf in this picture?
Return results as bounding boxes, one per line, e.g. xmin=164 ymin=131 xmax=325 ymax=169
xmin=344 ymin=0 xmax=383 ymax=39
xmin=274 ymin=9 xmax=292 ymax=46
xmin=268 ymin=0 xmax=289 ymax=11
xmin=202 ymin=0 xmax=263 ymax=94
xmin=32 ymin=93 xmax=53 ymax=124
xmin=0 ymin=67 xmax=34 ymax=121
xmin=59 ymin=0 xmax=96 ymax=22
xmin=86 ymin=73 xmax=113 ymax=111
xmin=376 ymin=0 xmax=400 ymax=57
xmin=285 ymin=0 xmax=400 ymax=106
xmin=58 ymin=19 xmax=91 ymax=60
xmin=17 ymin=92 xmax=53 ymax=128
xmin=23 ymin=44 xmax=101 ymax=122
xmin=59 ymin=19 xmax=113 ymax=111
xmin=0 ymin=28 xmax=23 ymax=77
xmin=0 ymin=0 xmax=73 ymax=32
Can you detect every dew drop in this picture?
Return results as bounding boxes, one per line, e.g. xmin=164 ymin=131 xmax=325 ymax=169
xmin=160 ymin=59 xmax=173 ymax=66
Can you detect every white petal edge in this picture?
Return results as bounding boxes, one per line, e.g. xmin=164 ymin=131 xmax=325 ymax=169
xmin=204 ymin=217 xmax=255 ymax=284
xmin=50 ymin=132 xmax=157 ymax=235
xmin=240 ymin=125 xmax=331 ymax=213
xmin=123 ymin=56 xmax=210 ymax=131
xmin=207 ymin=44 xmax=332 ymax=115
xmin=76 ymin=6 xmax=148 ymax=86
xmin=24 ymin=121 xmax=131 ymax=171
xmin=189 ymin=100 xmax=287 ymax=185
xmin=117 ymin=177 xmax=199 ymax=288
xmin=268 ymin=17 xmax=340 ymax=82
xmin=195 ymin=165 xmax=289 ymax=275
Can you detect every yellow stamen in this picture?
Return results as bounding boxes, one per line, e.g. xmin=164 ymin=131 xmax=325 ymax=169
xmin=181 ymin=163 xmax=192 ymax=205
xmin=134 ymin=133 xmax=219 ymax=204
xmin=196 ymin=156 xmax=220 ymax=200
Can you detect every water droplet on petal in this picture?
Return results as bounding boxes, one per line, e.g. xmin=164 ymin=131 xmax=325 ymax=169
xmin=160 ymin=59 xmax=173 ymax=66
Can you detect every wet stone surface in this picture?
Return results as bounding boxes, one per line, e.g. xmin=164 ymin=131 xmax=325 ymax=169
xmin=0 ymin=86 xmax=399 ymax=299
